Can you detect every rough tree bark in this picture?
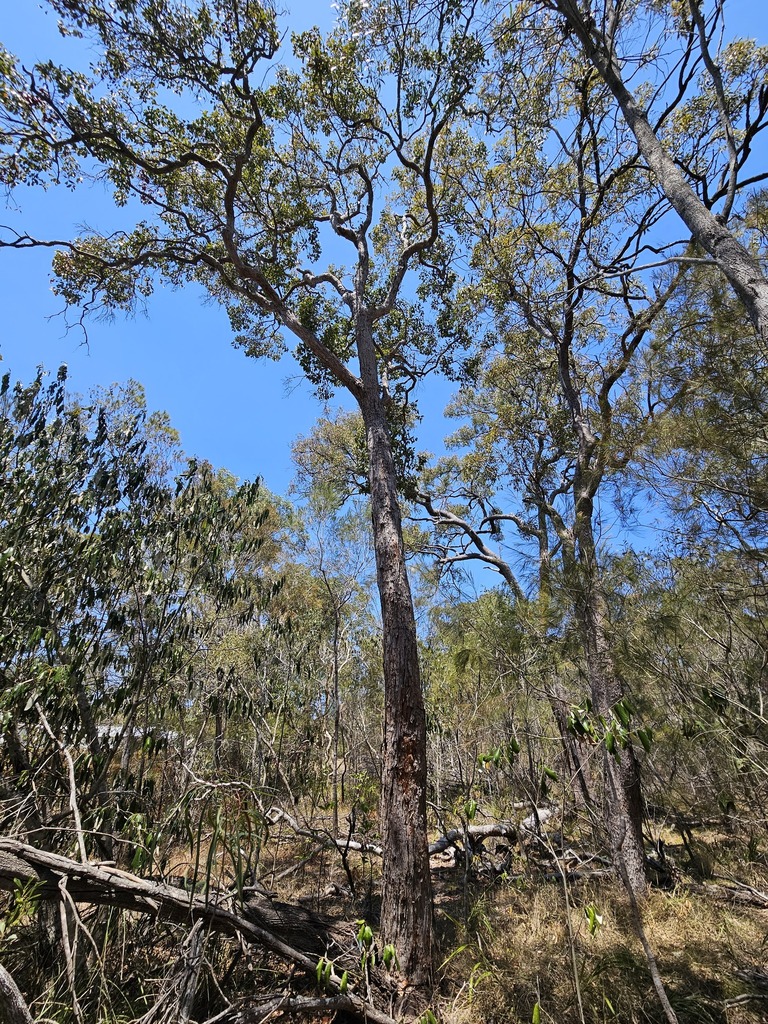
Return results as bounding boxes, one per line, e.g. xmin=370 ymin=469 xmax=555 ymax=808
xmin=0 ymin=964 xmax=34 ymax=1024
xmin=559 ymin=278 xmax=647 ymax=898
xmin=357 ymin=316 xmax=433 ymax=990
xmin=575 ymin=555 xmax=646 ymax=896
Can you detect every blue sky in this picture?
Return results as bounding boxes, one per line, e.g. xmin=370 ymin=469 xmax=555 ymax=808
xmin=0 ymin=0 xmax=354 ymax=497
xmin=0 ymin=1 xmax=766 ymax=500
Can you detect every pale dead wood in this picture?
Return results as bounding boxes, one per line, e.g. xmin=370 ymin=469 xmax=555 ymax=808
xmin=266 ymin=806 xmax=384 ymax=856
xmin=0 ymin=839 xmax=391 ymax=1024
xmin=267 ymin=804 xmax=518 ymax=859
xmin=428 ymin=822 xmax=518 ymax=856
xmin=138 ymin=920 xmax=206 ymax=1024
xmin=686 ymin=879 xmax=768 ymax=909
xmin=0 ymin=839 xmax=339 ymax=960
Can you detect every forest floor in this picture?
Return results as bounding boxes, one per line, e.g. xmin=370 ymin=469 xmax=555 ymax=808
xmin=284 ymin=823 xmax=768 ymax=1024
xmin=4 ymin=816 xmax=768 ymax=1023
xmin=225 ymin=815 xmax=768 ymax=1024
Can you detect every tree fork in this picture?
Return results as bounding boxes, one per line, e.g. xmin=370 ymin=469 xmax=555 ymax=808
xmin=549 ymin=0 xmax=768 ymax=343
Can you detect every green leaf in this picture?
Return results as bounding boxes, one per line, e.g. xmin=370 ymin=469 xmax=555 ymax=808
xmin=614 ymin=699 xmax=631 ymax=727
xmin=637 ymin=727 xmax=653 ymax=753
xmin=584 ymin=904 xmax=603 ymax=936
xmin=382 ymin=943 xmax=399 ymax=971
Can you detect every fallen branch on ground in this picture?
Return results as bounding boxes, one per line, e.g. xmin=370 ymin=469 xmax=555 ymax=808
xmin=0 ymin=839 xmax=393 ymax=1024
xmin=205 ymin=993 xmax=398 ymax=1024
xmin=266 ymin=805 xmax=519 ymax=860
xmin=685 ymin=878 xmax=768 ymax=909
xmin=428 ymin=821 xmax=518 ymax=856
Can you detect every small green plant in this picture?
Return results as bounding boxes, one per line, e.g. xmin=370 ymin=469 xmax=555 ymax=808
xmin=0 ymin=878 xmax=44 ymax=945
xmin=467 ymin=960 xmax=493 ymax=1001
xmin=357 ymin=919 xmax=376 ymax=999
xmin=357 ymin=919 xmax=375 ymax=961
xmin=316 ymin=955 xmax=334 ymax=991
xmin=584 ymin=904 xmax=604 ymax=937
xmin=382 ymin=942 xmax=399 ymax=971
xmin=568 ymin=697 xmax=654 ymax=759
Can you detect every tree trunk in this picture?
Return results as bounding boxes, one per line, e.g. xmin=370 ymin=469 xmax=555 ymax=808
xmin=575 ymin=522 xmax=647 ymax=898
xmin=550 ymin=680 xmax=596 ymax=812
xmin=356 ymin=316 xmax=433 ymax=990
xmin=551 ymin=0 xmax=768 ymax=342
xmin=0 ymin=964 xmax=34 ymax=1024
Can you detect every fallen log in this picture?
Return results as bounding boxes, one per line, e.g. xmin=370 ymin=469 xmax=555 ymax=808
xmin=686 ymin=878 xmax=768 ymax=909
xmin=266 ymin=805 xmax=518 ymax=860
xmin=206 ymin=993 xmax=398 ymax=1024
xmin=428 ymin=822 xmax=518 ymax=856
xmin=0 ymin=839 xmax=389 ymax=1024
xmin=0 ymin=839 xmax=344 ymax=962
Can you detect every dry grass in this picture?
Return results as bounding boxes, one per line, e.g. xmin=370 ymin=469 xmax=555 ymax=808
xmin=5 ymin=811 xmax=768 ymax=1023
xmin=248 ymin=814 xmax=768 ymax=1024
xmin=431 ymin=862 xmax=768 ymax=1024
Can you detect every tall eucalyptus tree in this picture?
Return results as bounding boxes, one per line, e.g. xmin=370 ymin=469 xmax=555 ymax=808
xmin=0 ymin=0 xmax=486 ymax=983
xmin=414 ymin=0 xmax=768 ymax=899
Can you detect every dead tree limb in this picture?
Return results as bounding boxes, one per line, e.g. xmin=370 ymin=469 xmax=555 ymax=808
xmin=0 ymin=839 xmax=387 ymax=1024
xmin=0 ymin=839 xmax=344 ymax=959
xmin=266 ymin=805 xmax=518 ymax=859
xmin=428 ymin=822 xmax=517 ymax=856
xmin=266 ymin=806 xmax=384 ymax=856
xmin=209 ymin=993 xmax=398 ymax=1024
xmin=138 ymin=920 xmax=206 ymax=1024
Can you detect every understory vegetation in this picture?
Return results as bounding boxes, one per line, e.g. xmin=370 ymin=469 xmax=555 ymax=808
xmin=1 ymin=0 xmax=768 ymax=1022
xmin=0 ymin=358 xmax=766 ymax=1024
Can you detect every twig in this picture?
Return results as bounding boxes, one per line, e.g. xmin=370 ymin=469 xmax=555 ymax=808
xmin=138 ymin=920 xmax=206 ymax=1024
xmin=36 ymin=703 xmax=88 ymax=864
xmin=724 ymin=993 xmax=768 ymax=1007
xmin=58 ymin=877 xmax=85 ymax=1024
